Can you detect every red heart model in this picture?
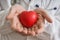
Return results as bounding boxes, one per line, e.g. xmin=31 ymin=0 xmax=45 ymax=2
xmin=18 ymin=11 xmax=38 ymax=28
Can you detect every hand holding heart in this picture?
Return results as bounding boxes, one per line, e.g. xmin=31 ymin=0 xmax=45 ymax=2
xmin=7 ymin=4 xmax=52 ymax=36
xmin=18 ymin=11 xmax=38 ymax=28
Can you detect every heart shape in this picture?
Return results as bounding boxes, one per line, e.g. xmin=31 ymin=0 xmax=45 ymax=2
xmin=18 ymin=11 xmax=38 ymax=28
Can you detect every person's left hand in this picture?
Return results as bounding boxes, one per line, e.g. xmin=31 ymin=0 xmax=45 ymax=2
xmin=25 ymin=8 xmax=53 ymax=36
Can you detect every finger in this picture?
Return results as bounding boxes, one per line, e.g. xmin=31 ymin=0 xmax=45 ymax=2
xmin=11 ymin=16 xmax=17 ymax=30
xmin=17 ymin=25 xmax=23 ymax=32
xmin=37 ymin=24 xmax=44 ymax=34
xmin=33 ymin=25 xmax=38 ymax=34
xmin=11 ymin=16 xmax=23 ymax=32
xmin=31 ymin=26 xmax=36 ymax=36
xmin=34 ymin=8 xmax=52 ymax=23
xmin=22 ymin=27 xmax=27 ymax=34
xmin=27 ymin=28 xmax=31 ymax=35
xmin=16 ymin=17 xmax=23 ymax=32
xmin=16 ymin=23 xmax=23 ymax=32
xmin=36 ymin=15 xmax=44 ymax=34
xmin=38 ymin=14 xmax=45 ymax=23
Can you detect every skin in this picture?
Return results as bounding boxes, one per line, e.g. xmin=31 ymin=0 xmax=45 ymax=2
xmin=6 ymin=4 xmax=52 ymax=36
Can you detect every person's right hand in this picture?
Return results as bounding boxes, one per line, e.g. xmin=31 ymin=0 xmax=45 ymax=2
xmin=6 ymin=4 xmax=34 ymax=36
xmin=6 ymin=4 xmax=27 ymax=34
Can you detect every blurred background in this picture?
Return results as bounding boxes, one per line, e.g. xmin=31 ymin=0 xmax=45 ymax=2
xmin=0 ymin=0 xmax=20 ymax=11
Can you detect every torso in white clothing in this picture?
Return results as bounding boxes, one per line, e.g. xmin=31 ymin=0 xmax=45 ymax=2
xmin=0 ymin=0 xmax=60 ymax=40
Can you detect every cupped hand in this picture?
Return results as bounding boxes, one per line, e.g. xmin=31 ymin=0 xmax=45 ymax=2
xmin=6 ymin=4 xmax=27 ymax=34
xmin=6 ymin=4 xmax=52 ymax=36
xmin=25 ymin=8 xmax=52 ymax=36
xmin=28 ymin=8 xmax=53 ymax=36
xmin=6 ymin=4 xmax=31 ymax=35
